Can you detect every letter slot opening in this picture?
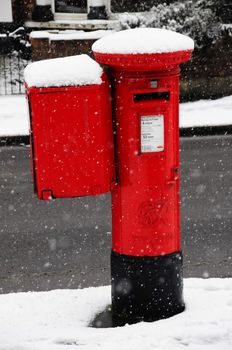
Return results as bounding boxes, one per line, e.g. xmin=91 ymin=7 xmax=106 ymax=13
xmin=134 ymin=91 xmax=170 ymax=102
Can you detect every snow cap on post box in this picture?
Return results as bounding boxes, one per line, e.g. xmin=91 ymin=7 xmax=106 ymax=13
xmin=92 ymin=28 xmax=194 ymax=71
xmin=24 ymin=54 xmax=103 ymax=88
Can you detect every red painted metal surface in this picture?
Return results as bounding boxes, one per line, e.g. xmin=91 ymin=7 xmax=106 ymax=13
xmin=93 ymin=50 xmax=192 ymax=71
xmin=94 ymin=50 xmax=193 ymax=257
xmin=111 ymin=70 xmax=180 ymax=256
xmin=27 ymin=74 xmax=115 ymax=200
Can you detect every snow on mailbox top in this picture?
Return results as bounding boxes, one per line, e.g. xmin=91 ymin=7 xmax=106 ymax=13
xmin=24 ymin=54 xmax=103 ymax=88
xmin=92 ymin=28 xmax=194 ymax=54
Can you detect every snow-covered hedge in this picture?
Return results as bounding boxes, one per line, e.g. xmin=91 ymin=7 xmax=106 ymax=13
xmin=119 ymin=1 xmax=222 ymax=49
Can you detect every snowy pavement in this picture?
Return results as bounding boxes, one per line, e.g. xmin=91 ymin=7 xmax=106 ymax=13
xmin=0 ymin=278 xmax=232 ymax=350
xmin=180 ymin=96 xmax=232 ymax=128
xmin=0 ymin=94 xmax=232 ymax=137
xmin=0 ymin=95 xmax=29 ymax=137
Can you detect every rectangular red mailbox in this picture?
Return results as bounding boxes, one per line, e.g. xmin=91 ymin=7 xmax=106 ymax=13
xmin=27 ymin=73 xmax=115 ymax=200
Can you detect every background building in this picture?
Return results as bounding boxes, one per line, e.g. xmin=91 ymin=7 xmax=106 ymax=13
xmin=0 ymin=1 xmax=232 ymax=100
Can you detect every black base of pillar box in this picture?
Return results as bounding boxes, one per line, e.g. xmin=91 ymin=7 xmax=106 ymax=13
xmin=87 ymin=6 xmax=108 ymax=20
xmin=32 ymin=5 xmax=54 ymax=22
xmin=111 ymin=250 xmax=185 ymax=326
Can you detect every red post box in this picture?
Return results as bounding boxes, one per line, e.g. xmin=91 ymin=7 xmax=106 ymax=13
xmin=25 ymin=55 xmax=115 ymax=200
xmin=93 ymin=28 xmax=194 ymax=324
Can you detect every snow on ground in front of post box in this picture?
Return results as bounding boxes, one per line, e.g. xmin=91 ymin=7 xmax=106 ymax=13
xmin=0 ymin=278 xmax=232 ymax=350
xmin=1 ymin=94 xmax=232 ymax=137
xmin=92 ymin=28 xmax=194 ymax=54
xmin=24 ymin=54 xmax=103 ymax=88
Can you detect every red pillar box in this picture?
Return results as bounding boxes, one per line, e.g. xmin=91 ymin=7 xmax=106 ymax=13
xmin=93 ymin=28 xmax=194 ymax=324
xmin=24 ymin=55 xmax=115 ymax=200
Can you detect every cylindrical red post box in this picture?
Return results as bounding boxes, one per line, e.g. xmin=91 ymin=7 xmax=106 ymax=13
xmin=93 ymin=28 xmax=194 ymax=325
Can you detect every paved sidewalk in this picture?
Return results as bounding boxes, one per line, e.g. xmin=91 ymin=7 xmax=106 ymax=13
xmin=0 ymin=94 xmax=232 ymax=138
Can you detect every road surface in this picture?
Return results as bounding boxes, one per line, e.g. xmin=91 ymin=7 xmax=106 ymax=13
xmin=0 ymin=135 xmax=231 ymax=293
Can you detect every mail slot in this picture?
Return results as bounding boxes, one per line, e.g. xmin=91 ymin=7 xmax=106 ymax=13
xmin=133 ymin=91 xmax=170 ymax=102
xmin=25 ymin=55 xmax=115 ymax=200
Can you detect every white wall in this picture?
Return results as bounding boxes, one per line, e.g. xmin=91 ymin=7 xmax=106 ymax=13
xmin=0 ymin=0 xmax=13 ymax=22
xmin=37 ymin=0 xmax=52 ymax=5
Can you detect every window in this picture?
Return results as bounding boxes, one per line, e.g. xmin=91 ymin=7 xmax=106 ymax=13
xmin=52 ymin=0 xmax=111 ymax=20
xmin=55 ymin=0 xmax=87 ymax=14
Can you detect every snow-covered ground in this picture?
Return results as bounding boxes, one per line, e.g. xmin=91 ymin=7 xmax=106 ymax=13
xmin=0 ymin=278 xmax=232 ymax=349
xmin=0 ymin=94 xmax=232 ymax=137
xmin=0 ymin=94 xmax=29 ymax=136
xmin=180 ymin=96 xmax=232 ymax=128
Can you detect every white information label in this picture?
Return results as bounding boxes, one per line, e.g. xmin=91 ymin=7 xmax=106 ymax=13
xmin=141 ymin=115 xmax=164 ymax=153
